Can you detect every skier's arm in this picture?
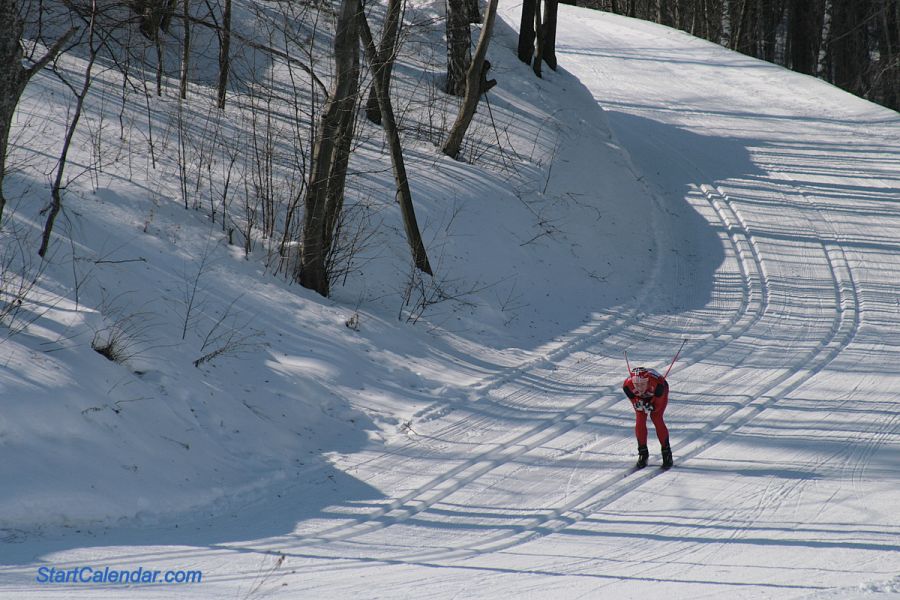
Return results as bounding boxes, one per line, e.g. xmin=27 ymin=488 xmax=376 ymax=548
xmin=653 ymin=380 xmax=668 ymax=398
xmin=623 ymin=384 xmax=635 ymax=400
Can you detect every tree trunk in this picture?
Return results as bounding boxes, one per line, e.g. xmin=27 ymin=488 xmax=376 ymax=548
xmin=720 ymin=0 xmax=732 ymax=46
xmin=442 ymin=0 xmax=499 ymax=159
xmin=297 ymin=0 xmax=360 ymax=296
xmin=358 ymin=2 xmax=433 ymax=275
xmin=816 ymin=0 xmax=833 ymax=77
xmin=703 ymin=0 xmax=715 ymax=40
xmin=446 ymin=0 xmax=470 ymax=96
xmin=364 ymin=0 xmax=402 ymax=124
xmin=732 ymin=0 xmax=749 ymax=51
xmin=788 ymin=0 xmax=816 ymax=74
xmin=763 ymin=0 xmax=783 ymax=63
xmin=40 ymin=5 xmax=98 ymax=257
xmin=517 ymin=0 xmax=536 ymax=63
xmin=831 ymin=0 xmax=871 ymax=96
xmin=879 ymin=0 xmax=900 ymax=109
xmin=0 ymin=0 xmax=73 ymax=226
xmin=533 ymin=0 xmax=543 ymax=77
xmin=465 ymin=0 xmax=482 ymax=23
xmin=217 ymin=0 xmax=231 ymax=109
xmin=180 ymin=0 xmax=190 ymax=99
xmin=155 ymin=34 xmax=163 ymax=96
xmin=542 ymin=0 xmax=558 ymax=70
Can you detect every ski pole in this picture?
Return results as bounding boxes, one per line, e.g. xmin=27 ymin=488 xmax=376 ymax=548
xmin=663 ymin=338 xmax=688 ymax=378
xmin=624 ymin=349 xmax=632 ymax=375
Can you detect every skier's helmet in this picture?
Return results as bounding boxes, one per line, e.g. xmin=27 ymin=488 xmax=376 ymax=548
xmin=631 ymin=367 xmax=650 ymax=395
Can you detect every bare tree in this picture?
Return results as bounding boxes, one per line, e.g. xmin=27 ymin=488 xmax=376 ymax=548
xmin=465 ymin=0 xmax=482 ymax=23
xmin=817 ymin=0 xmax=833 ymax=76
xmin=296 ymin=0 xmax=360 ymax=296
xmin=0 ymin=0 xmax=74 ymax=225
xmin=217 ymin=0 xmax=231 ymax=109
xmin=40 ymin=1 xmax=100 ymax=258
xmin=721 ymin=0 xmax=732 ymax=46
xmin=180 ymin=0 xmax=190 ymax=99
xmin=358 ymin=1 xmax=433 ymax=276
xmin=446 ymin=0 xmax=471 ymax=95
xmin=364 ymin=0 xmax=403 ymax=124
xmin=442 ymin=0 xmax=499 ymax=159
xmin=518 ymin=0 xmax=557 ymax=76
xmin=517 ymin=0 xmax=536 ymax=63
xmin=788 ymin=0 xmax=817 ymax=74
xmin=542 ymin=0 xmax=559 ymax=70
xmin=874 ymin=0 xmax=899 ymax=108
xmin=133 ymin=0 xmax=177 ymax=38
xmin=132 ymin=0 xmax=175 ymax=95
xmin=831 ymin=0 xmax=872 ymax=97
xmin=532 ymin=0 xmax=544 ymax=77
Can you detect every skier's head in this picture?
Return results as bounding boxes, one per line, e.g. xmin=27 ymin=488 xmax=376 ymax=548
xmin=631 ymin=367 xmax=650 ymax=395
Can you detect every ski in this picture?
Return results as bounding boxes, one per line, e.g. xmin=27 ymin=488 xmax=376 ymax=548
xmin=623 ymin=462 xmax=674 ymax=477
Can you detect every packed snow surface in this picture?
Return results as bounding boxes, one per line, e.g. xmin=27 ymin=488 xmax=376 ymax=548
xmin=1 ymin=1 xmax=899 ymax=598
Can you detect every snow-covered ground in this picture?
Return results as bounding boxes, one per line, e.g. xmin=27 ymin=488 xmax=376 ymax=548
xmin=2 ymin=1 xmax=899 ymax=598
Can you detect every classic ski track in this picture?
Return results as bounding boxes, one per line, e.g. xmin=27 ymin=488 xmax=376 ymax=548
xmin=481 ymin=180 xmax=768 ymax=414
xmin=630 ymin=149 xmax=879 ymax=570
xmin=330 ymin=153 xmax=860 ymax=566
xmin=267 ymin=190 xmax=674 ymax=546
xmin=408 ymin=177 xmax=863 ymax=564
xmin=354 ymin=156 xmax=859 ymax=570
xmin=260 ymin=123 xmax=820 ymax=556
xmin=260 ymin=103 xmax=856 ymax=568
xmin=272 ymin=106 xmax=858 ymax=556
xmin=410 ymin=101 xmax=676 ymax=430
xmin=262 ymin=174 xmax=771 ymax=551
xmin=763 ymin=163 xmax=894 ymax=507
xmin=667 ymin=167 xmax=870 ymax=560
xmin=277 ymin=98 xmax=774 ymax=548
xmin=269 ymin=174 xmax=681 ymax=547
xmin=221 ymin=30 xmax=884 ymax=594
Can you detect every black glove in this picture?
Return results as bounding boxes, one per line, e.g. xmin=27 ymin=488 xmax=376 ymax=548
xmin=636 ymin=398 xmax=654 ymax=413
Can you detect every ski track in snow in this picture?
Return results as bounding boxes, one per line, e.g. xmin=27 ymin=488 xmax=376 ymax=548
xmin=3 ymin=4 xmax=900 ymax=599
xmin=259 ymin=115 xmax=782 ymax=560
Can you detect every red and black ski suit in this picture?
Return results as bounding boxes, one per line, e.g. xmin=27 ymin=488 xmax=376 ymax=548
xmin=623 ymin=369 xmax=670 ymax=447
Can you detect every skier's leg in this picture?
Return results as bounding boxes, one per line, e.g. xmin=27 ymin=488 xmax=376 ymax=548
xmin=636 ymin=445 xmax=649 ymax=468
xmin=635 ymin=410 xmax=649 ymax=447
xmin=635 ymin=411 xmax=649 ymax=468
xmin=660 ymin=440 xmax=673 ymax=468
xmin=650 ymin=391 xmax=669 ymax=444
xmin=651 ymin=392 xmax=673 ymax=467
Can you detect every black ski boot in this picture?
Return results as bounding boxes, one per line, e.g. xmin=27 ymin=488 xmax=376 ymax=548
xmin=661 ymin=440 xmax=674 ymax=469
xmin=636 ymin=445 xmax=649 ymax=469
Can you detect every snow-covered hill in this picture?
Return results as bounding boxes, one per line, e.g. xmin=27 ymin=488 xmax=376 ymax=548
xmin=2 ymin=0 xmax=899 ymax=598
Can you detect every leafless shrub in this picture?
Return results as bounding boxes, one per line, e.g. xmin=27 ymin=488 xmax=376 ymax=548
xmin=325 ymin=196 xmax=380 ymax=288
xmin=192 ymin=294 xmax=265 ymax=367
xmin=0 ymin=225 xmax=48 ymax=335
xmin=399 ymin=258 xmax=485 ymax=325
xmin=180 ymin=237 xmax=215 ymax=339
xmin=90 ymin=293 xmax=159 ymax=364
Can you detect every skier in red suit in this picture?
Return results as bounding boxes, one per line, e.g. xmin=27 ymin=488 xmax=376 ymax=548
xmin=623 ymin=367 xmax=673 ymax=469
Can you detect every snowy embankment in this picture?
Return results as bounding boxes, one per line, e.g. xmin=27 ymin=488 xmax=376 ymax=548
xmin=3 ymin=0 xmax=900 ymax=598
xmin=2 ymin=0 xmax=648 ymax=537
